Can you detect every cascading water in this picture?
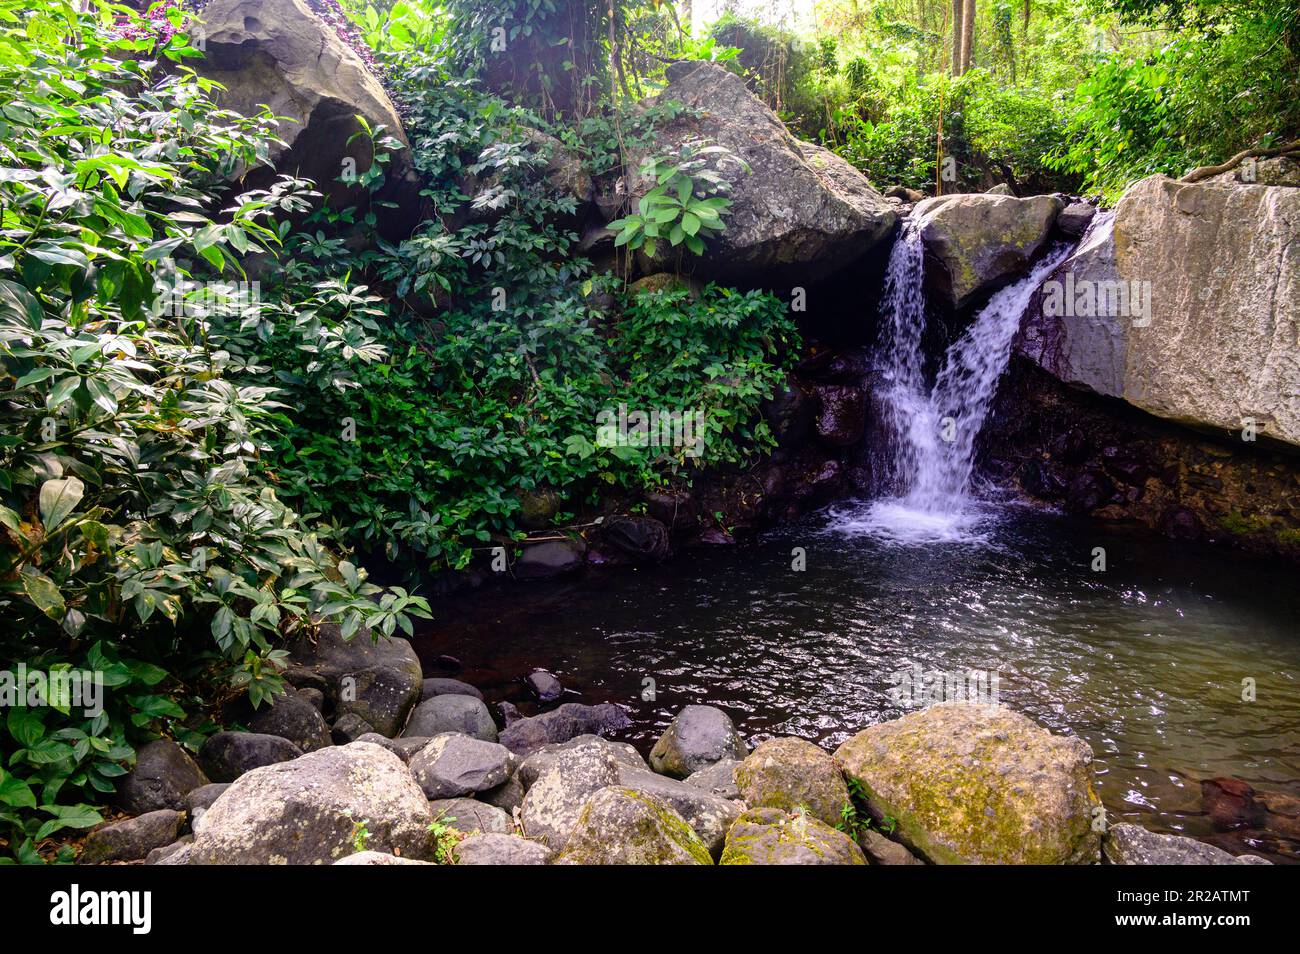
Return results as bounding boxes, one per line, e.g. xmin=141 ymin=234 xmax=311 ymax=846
xmin=837 ymin=220 xmax=1072 ymax=543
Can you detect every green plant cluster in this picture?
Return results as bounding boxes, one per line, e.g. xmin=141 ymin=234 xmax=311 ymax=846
xmin=0 ymin=1 xmax=430 ymax=861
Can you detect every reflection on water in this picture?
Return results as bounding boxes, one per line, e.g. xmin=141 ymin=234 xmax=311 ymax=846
xmin=414 ymin=503 xmax=1300 ymax=861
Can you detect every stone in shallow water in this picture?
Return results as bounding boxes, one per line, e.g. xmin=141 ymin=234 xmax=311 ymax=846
xmin=720 ymin=807 xmax=866 ymax=865
xmin=1103 ymin=824 xmax=1271 ymax=865
xmin=555 ymin=787 xmax=713 ymax=865
xmin=834 ymin=702 xmax=1101 ymax=865
xmin=649 ymin=705 xmax=749 ymax=779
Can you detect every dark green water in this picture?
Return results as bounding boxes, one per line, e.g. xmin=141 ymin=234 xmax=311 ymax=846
xmin=416 ymin=502 xmax=1300 ymax=861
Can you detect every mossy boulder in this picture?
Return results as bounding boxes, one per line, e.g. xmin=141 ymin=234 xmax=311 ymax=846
xmin=734 ymin=736 xmax=850 ymax=826
xmin=833 ymin=703 xmax=1101 ymax=865
xmin=719 ymin=807 xmax=866 ymax=865
xmin=554 ymin=787 xmax=714 ymax=865
xmin=913 ymin=193 xmax=1062 ymax=309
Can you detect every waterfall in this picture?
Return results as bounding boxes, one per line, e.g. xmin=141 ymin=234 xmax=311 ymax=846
xmin=840 ymin=222 xmax=1072 ymax=543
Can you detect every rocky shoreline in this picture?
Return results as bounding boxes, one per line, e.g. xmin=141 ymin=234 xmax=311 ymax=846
xmin=77 ymin=625 xmax=1271 ymax=866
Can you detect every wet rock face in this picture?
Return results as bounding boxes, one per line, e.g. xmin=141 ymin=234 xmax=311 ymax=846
xmin=814 ymin=384 xmax=869 ymax=448
xmin=986 ymin=359 xmax=1300 ymax=560
xmin=913 ymin=192 xmax=1063 ymax=310
xmin=626 ymin=62 xmax=896 ymax=282
xmin=193 ymin=0 xmax=422 ymax=239
xmin=1019 ymin=173 xmax=1300 ymax=451
xmin=834 ymin=702 xmax=1102 ymax=865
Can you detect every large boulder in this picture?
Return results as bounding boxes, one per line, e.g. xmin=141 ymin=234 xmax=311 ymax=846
xmin=117 ymin=739 xmax=208 ymax=814
xmin=649 ymin=705 xmax=749 ymax=779
xmin=554 ymin=787 xmax=714 ymax=865
xmin=615 ymin=765 xmax=742 ymax=858
xmin=834 ymin=703 xmax=1101 ymax=865
xmin=288 ymin=623 xmax=423 ymax=737
xmin=734 ymin=736 xmax=850 ymax=827
xmin=518 ymin=734 xmax=647 ymax=787
xmin=627 ymin=62 xmax=895 ymax=282
xmin=1103 ymin=823 xmax=1270 ymax=865
xmin=404 ymin=695 xmax=498 ymax=742
xmin=198 ymin=731 xmax=302 ymax=782
xmin=719 ymin=807 xmax=867 ymax=865
xmin=519 ymin=739 xmax=622 ymax=849
xmin=194 ymin=0 xmax=421 ymax=238
xmin=408 ymin=733 xmax=515 ymax=799
xmin=1019 ymin=174 xmax=1300 ymax=450
xmin=913 ymin=192 xmax=1063 ymax=309
xmin=182 ymin=742 xmax=432 ymax=864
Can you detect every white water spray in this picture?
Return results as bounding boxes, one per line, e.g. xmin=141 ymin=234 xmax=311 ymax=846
xmin=838 ymin=221 xmax=1071 ymax=543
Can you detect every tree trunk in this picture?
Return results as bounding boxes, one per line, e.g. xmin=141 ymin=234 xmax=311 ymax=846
xmin=951 ymin=0 xmax=964 ymax=75
xmin=960 ymin=0 xmax=976 ymax=74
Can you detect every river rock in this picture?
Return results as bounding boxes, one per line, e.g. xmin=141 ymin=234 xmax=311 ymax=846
xmin=1019 ymin=174 xmax=1300 ymax=450
xmin=649 ymin=705 xmax=749 ymax=778
xmin=355 ymin=733 xmax=430 ymax=764
xmin=409 ymin=733 xmax=515 ymax=798
xmin=554 ymin=787 xmax=714 ymax=865
xmin=1056 ymin=201 xmax=1096 ymax=237
xmin=117 ymin=739 xmax=209 ymax=814
xmin=79 ymin=810 xmax=183 ymax=865
xmin=182 ymin=742 xmax=432 ymax=864
xmin=519 ymin=734 xmax=647 ymax=788
xmin=684 ymin=759 xmax=742 ymax=800
xmin=330 ymin=713 xmax=375 ymax=743
xmin=514 ymin=539 xmax=586 ymax=580
xmin=525 ymin=669 xmax=564 ymax=704
xmin=1103 ymin=823 xmax=1271 ymax=865
xmin=454 ymin=832 xmax=554 ymax=865
xmin=914 ymin=192 xmax=1063 ymax=309
xmin=519 ymin=740 xmax=621 ymax=848
xmin=834 ymin=702 xmax=1101 ymax=864
xmin=194 ymin=0 xmax=421 ymax=239
xmin=719 ymin=807 xmax=867 ymax=865
xmin=145 ymin=838 xmax=192 ymax=866
xmin=334 ymin=851 xmax=433 ymax=865
xmin=857 ymin=828 xmax=924 ymax=865
xmin=601 ymin=515 xmax=671 ymax=563
xmin=404 ymin=694 xmax=498 ymax=742
xmin=428 ymin=797 xmax=513 ymax=835
xmin=498 ymin=703 xmax=631 ymax=757
xmin=288 ymin=623 xmax=423 ymax=737
xmin=627 ymin=62 xmax=895 ymax=282
xmin=615 ymin=765 xmax=742 ymax=857
xmin=480 ymin=775 xmax=526 ymax=813
xmin=247 ymin=690 xmax=332 ymax=752
xmin=198 ymin=731 xmax=303 ymax=783
xmin=185 ymin=783 xmax=230 ymax=815
xmin=421 ymin=677 xmax=484 ymax=702
xmin=734 ymin=736 xmax=850 ymax=826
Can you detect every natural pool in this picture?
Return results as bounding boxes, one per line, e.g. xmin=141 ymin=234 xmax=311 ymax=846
xmin=415 ymin=501 xmax=1300 ymax=862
